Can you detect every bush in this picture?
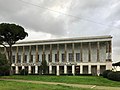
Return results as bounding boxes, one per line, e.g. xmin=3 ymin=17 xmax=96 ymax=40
xmin=107 ymin=71 xmax=120 ymax=81
xmin=20 ymin=69 xmax=28 ymax=75
xmin=102 ymin=70 xmax=112 ymax=78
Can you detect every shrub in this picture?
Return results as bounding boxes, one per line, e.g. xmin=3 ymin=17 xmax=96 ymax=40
xmin=20 ymin=69 xmax=28 ymax=75
xmin=102 ymin=70 xmax=112 ymax=78
xmin=107 ymin=71 xmax=120 ymax=81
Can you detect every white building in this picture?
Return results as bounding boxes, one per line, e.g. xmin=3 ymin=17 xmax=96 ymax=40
xmin=0 ymin=35 xmax=112 ymax=75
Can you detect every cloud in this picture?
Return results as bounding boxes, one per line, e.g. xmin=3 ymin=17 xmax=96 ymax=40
xmin=0 ymin=0 xmax=120 ymax=62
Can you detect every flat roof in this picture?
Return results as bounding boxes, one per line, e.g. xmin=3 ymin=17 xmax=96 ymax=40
xmin=11 ymin=35 xmax=112 ymax=46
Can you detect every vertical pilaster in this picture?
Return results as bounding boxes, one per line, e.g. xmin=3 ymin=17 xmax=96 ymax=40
xmin=88 ymin=42 xmax=91 ymax=62
xmin=88 ymin=65 xmax=91 ymax=74
xmin=22 ymin=46 xmax=25 ymax=63
xmin=97 ymin=42 xmax=100 ymax=62
xmin=97 ymin=65 xmax=100 ymax=76
xmin=42 ymin=45 xmax=45 ymax=62
xmin=56 ymin=65 xmax=59 ymax=76
xmin=80 ymin=43 xmax=83 ymax=62
xmin=72 ymin=43 xmax=75 ymax=62
xmin=15 ymin=66 xmax=18 ymax=74
xmin=28 ymin=66 xmax=31 ymax=74
xmin=80 ymin=65 xmax=83 ymax=74
xmin=50 ymin=44 xmax=52 ymax=62
xmin=22 ymin=66 xmax=25 ymax=70
xmin=49 ymin=65 xmax=52 ymax=74
xmin=35 ymin=66 xmax=38 ymax=74
xmin=16 ymin=46 xmax=18 ymax=63
xmin=64 ymin=65 xmax=67 ymax=74
xmin=57 ymin=44 xmax=59 ymax=62
xmin=72 ymin=65 xmax=75 ymax=75
xmin=36 ymin=45 xmax=39 ymax=63
xmin=64 ymin=44 xmax=67 ymax=62
xmin=29 ymin=46 xmax=31 ymax=63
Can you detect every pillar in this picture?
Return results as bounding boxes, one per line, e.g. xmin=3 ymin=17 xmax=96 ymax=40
xmin=64 ymin=44 xmax=67 ymax=62
xmin=80 ymin=43 xmax=83 ymax=62
xmin=57 ymin=44 xmax=59 ymax=62
xmin=29 ymin=46 xmax=32 ymax=63
xmin=50 ymin=44 xmax=52 ymax=62
xmin=72 ymin=65 xmax=75 ymax=75
xmin=35 ymin=66 xmax=38 ymax=74
xmin=36 ymin=45 xmax=39 ymax=63
xmin=22 ymin=66 xmax=25 ymax=70
xmin=97 ymin=65 xmax=100 ymax=76
xmin=88 ymin=42 xmax=91 ymax=62
xmin=28 ymin=66 xmax=31 ymax=74
xmin=64 ymin=65 xmax=67 ymax=74
xmin=88 ymin=65 xmax=91 ymax=74
xmin=56 ymin=65 xmax=59 ymax=76
xmin=97 ymin=42 xmax=100 ymax=62
xmin=72 ymin=43 xmax=75 ymax=62
xmin=22 ymin=46 xmax=25 ymax=63
xmin=15 ymin=66 xmax=18 ymax=74
xmin=16 ymin=46 xmax=18 ymax=63
xmin=80 ymin=65 xmax=83 ymax=74
xmin=49 ymin=65 xmax=52 ymax=74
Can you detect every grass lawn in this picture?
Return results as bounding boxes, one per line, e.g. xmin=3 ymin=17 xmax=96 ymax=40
xmin=1 ymin=75 xmax=120 ymax=87
xmin=0 ymin=80 xmax=90 ymax=90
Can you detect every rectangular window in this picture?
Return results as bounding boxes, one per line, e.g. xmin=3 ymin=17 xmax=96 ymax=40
xmin=55 ymin=54 xmax=57 ymax=62
xmin=24 ymin=55 xmax=27 ymax=63
xmin=69 ymin=53 xmax=73 ymax=62
xmin=76 ymin=53 xmax=80 ymax=62
xmin=62 ymin=53 xmax=65 ymax=62
xmin=48 ymin=54 xmax=51 ymax=62
xmin=12 ymin=55 xmax=15 ymax=63
xmin=18 ymin=55 xmax=21 ymax=63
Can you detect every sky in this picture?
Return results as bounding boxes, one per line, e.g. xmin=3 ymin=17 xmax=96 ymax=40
xmin=0 ymin=0 xmax=120 ymax=62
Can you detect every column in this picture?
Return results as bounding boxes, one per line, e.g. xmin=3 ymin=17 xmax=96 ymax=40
xmin=97 ymin=42 xmax=100 ymax=62
xmin=64 ymin=65 xmax=67 ymax=74
xmin=36 ymin=45 xmax=39 ymax=63
xmin=80 ymin=65 xmax=83 ymax=74
xmin=57 ymin=44 xmax=59 ymax=62
xmin=72 ymin=65 xmax=75 ymax=75
xmin=22 ymin=66 xmax=25 ymax=70
xmin=97 ymin=65 xmax=100 ymax=76
xmin=42 ymin=45 xmax=45 ymax=62
xmin=35 ymin=66 xmax=38 ymax=74
xmin=15 ymin=66 xmax=18 ymax=74
xmin=64 ymin=44 xmax=67 ymax=62
xmin=28 ymin=66 xmax=31 ymax=74
xmin=72 ymin=43 xmax=75 ymax=62
xmin=56 ymin=65 xmax=59 ymax=76
xmin=88 ymin=42 xmax=91 ymax=62
xmin=29 ymin=46 xmax=31 ymax=63
xmin=16 ymin=46 xmax=18 ymax=63
xmin=22 ymin=46 xmax=25 ymax=63
xmin=106 ymin=41 xmax=112 ymax=61
xmin=49 ymin=65 xmax=52 ymax=74
xmin=88 ymin=65 xmax=91 ymax=74
xmin=50 ymin=44 xmax=52 ymax=62
xmin=80 ymin=43 xmax=83 ymax=62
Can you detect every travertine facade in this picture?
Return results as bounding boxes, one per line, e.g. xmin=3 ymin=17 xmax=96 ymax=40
xmin=0 ymin=35 xmax=112 ymax=75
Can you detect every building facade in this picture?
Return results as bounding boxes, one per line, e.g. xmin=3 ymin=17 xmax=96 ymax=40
xmin=0 ymin=35 xmax=112 ymax=75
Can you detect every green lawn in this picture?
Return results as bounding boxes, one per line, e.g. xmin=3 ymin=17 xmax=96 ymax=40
xmin=1 ymin=75 xmax=120 ymax=87
xmin=0 ymin=80 xmax=90 ymax=90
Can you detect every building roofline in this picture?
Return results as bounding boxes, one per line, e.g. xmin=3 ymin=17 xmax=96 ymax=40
xmin=16 ymin=35 xmax=112 ymax=44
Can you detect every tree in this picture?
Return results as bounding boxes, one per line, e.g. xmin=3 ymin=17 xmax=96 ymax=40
xmin=0 ymin=53 xmax=10 ymax=76
xmin=41 ymin=59 xmax=48 ymax=74
xmin=0 ymin=23 xmax=28 ymax=74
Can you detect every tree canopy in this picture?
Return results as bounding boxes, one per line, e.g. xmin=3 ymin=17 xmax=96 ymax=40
xmin=0 ymin=23 xmax=28 ymax=46
xmin=0 ymin=23 xmax=28 ymax=65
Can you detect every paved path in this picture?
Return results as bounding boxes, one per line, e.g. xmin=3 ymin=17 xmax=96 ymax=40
xmin=0 ymin=79 xmax=120 ymax=90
